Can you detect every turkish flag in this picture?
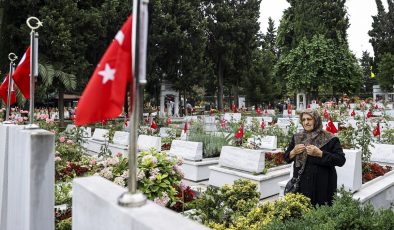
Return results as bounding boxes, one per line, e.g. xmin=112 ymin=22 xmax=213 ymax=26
xmin=307 ymin=104 xmax=310 ymax=108
xmin=256 ymin=106 xmax=262 ymax=115
xmin=75 ymin=16 xmax=132 ymax=126
xmin=220 ymin=118 xmax=226 ymax=128
xmin=261 ymin=120 xmax=265 ymax=129
xmin=373 ymin=122 xmax=381 ymax=137
xmin=235 ymin=125 xmax=243 ymax=139
xmin=167 ymin=116 xmax=171 ymax=125
xmin=13 ymin=46 xmax=31 ymax=99
xmin=326 ymin=118 xmax=338 ymax=134
xmin=367 ymin=110 xmax=372 ymax=118
xmin=184 ymin=122 xmax=188 ymax=133
xmin=324 ymin=109 xmax=329 ymax=119
xmin=151 ymin=119 xmax=157 ymax=129
xmin=351 ymin=110 xmax=355 ymax=117
xmin=287 ymin=103 xmax=292 ymax=116
xmin=232 ymin=103 xmax=236 ymax=112
xmin=0 ymin=74 xmax=16 ymax=105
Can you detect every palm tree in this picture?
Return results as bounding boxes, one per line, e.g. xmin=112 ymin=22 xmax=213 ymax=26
xmin=39 ymin=63 xmax=76 ymax=127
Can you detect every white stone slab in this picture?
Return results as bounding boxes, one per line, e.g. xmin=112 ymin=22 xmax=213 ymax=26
xmin=353 ymin=170 xmax=394 ymax=210
xmin=219 ymin=146 xmax=265 ymax=173
xmin=112 ymin=131 xmax=129 ymax=146
xmin=248 ymin=136 xmax=277 ymax=150
xmin=204 ymin=116 xmax=216 ymax=124
xmin=184 ymin=116 xmax=198 ymax=122
xmin=204 ymin=124 xmax=218 ymax=132
xmin=370 ymin=144 xmax=394 ymax=164
xmin=92 ymin=128 xmax=109 ymax=142
xmin=81 ymin=127 xmax=92 ymax=138
xmin=72 ymin=176 xmax=208 ymax=230
xmin=262 ymin=116 xmax=273 ymax=123
xmin=223 ymin=113 xmax=242 ymax=122
xmin=345 ymin=119 xmax=357 ymax=129
xmin=137 ymin=135 xmax=161 ymax=152
xmin=169 ymin=140 xmax=203 ymax=161
xmin=336 ymin=149 xmax=362 ymax=192
xmin=182 ymin=158 xmax=219 ymax=181
xmin=350 ymin=103 xmax=357 ymax=109
xmin=6 ymin=126 xmax=54 ymax=230
xmin=65 ymin=124 xmax=76 ymax=132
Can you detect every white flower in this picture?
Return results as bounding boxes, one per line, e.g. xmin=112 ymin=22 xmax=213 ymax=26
xmin=153 ymin=192 xmax=170 ymax=206
xmin=100 ymin=167 xmax=113 ymax=180
xmin=107 ymin=157 xmax=119 ymax=166
xmin=122 ymin=170 xmax=129 ymax=179
xmin=114 ymin=177 xmax=125 ymax=187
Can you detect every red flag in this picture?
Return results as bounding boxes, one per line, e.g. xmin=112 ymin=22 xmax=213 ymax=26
xmin=367 ymin=110 xmax=372 ymax=119
xmin=12 ymin=46 xmax=31 ymax=99
xmin=184 ymin=122 xmax=188 ymax=133
xmin=307 ymin=104 xmax=311 ymax=108
xmin=373 ymin=122 xmax=381 ymax=137
xmin=220 ymin=118 xmax=226 ymax=128
xmin=75 ymin=16 xmax=132 ymax=125
xmin=326 ymin=118 xmax=338 ymax=134
xmin=287 ymin=103 xmax=292 ymax=116
xmin=151 ymin=119 xmax=157 ymax=129
xmin=261 ymin=120 xmax=265 ymax=129
xmin=235 ymin=125 xmax=243 ymax=139
xmin=351 ymin=110 xmax=355 ymax=117
xmin=167 ymin=116 xmax=171 ymax=125
xmin=232 ymin=102 xmax=236 ymax=112
xmin=374 ymin=104 xmax=379 ymax=109
xmin=324 ymin=109 xmax=329 ymax=119
xmin=256 ymin=106 xmax=262 ymax=115
xmin=0 ymin=74 xmax=16 ymax=105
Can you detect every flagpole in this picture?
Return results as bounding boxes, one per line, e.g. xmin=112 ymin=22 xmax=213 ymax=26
xmin=5 ymin=53 xmax=17 ymax=122
xmin=118 ymin=0 xmax=148 ymax=207
xmin=25 ymin=17 xmax=42 ymax=129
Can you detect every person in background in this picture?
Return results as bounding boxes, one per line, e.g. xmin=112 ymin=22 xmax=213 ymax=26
xmin=284 ymin=108 xmax=346 ymax=206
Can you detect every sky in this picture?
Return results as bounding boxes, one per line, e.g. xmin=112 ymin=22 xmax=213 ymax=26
xmin=259 ymin=0 xmax=388 ymax=59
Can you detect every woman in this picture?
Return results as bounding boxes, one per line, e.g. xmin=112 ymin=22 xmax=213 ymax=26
xmin=284 ymin=108 xmax=346 ymax=205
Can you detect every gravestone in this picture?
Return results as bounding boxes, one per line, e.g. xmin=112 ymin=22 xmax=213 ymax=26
xmin=262 ymin=116 xmax=273 ymax=123
xmin=137 ymin=135 xmax=161 ymax=152
xmin=219 ymin=146 xmax=265 ymax=173
xmin=81 ymin=127 xmax=92 ymax=138
xmin=223 ymin=113 xmax=242 ymax=123
xmin=159 ymin=128 xmax=172 ymax=138
xmin=112 ymin=131 xmax=129 ymax=146
xmin=336 ymin=149 xmax=362 ymax=192
xmin=184 ymin=116 xmax=198 ymax=122
xmin=204 ymin=116 xmax=216 ymax=124
xmin=169 ymin=140 xmax=203 ymax=161
xmin=5 ymin=126 xmax=54 ymax=230
xmin=92 ymin=128 xmax=109 ymax=142
xmin=65 ymin=124 xmax=76 ymax=132
xmin=370 ymin=144 xmax=394 ymax=165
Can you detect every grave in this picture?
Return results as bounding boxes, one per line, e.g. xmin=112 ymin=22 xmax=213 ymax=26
xmin=86 ymin=128 xmax=110 ymax=154
xmin=169 ymin=140 xmax=218 ymax=181
xmin=108 ymin=131 xmax=130 ymax=156
xmin=223 ymin=113 xmax=242 ymax=123
xmin=247 ymin=135 xmax=277 ymax=150
xmin=370 ymin=144 xmax=394 ymax=166
xmin=209 ymin=146 xmax=291 ymax=199
xmin=137 ymin=135 xmax=161 ymax=152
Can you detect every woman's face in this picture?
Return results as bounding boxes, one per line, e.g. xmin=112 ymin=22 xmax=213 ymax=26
xmin=301 ymin=113 xmax=315 ymax=132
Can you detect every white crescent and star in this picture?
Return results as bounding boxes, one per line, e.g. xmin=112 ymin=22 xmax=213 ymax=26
xmin=98 ymin=63 xmax=116 ymax=84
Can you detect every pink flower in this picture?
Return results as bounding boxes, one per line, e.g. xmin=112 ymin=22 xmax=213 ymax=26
xmin=90 ymin=159 xmax=97 ymax=165
xmin=23 ymin=117 xmax=28 ymax=121
xmin=66 ymin=140 xmax=74 ymax=145
xmin=116 ymin=152 xmax=123 ymax=157
xmin=54 ymin=156 xmax=62 ymax=162
xmin=59 ymin=137 xmax=65 ymax=143
xmin=17 ymin=117 xmax=23 ymax=123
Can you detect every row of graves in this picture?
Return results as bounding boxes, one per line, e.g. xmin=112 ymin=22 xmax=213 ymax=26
xmin=78 ymin=103 xmax=394 ymax=208
xmin=1 ymin=104 xmax=394 ymax=229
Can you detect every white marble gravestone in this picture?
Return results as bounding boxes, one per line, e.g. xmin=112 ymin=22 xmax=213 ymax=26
xmin=184 ymin=116 xmax=198 ymax=122
xmin=169 ymin=140 xmax=203 ymax=161
xmin=262 ymin=116 xmax=273 ymax=123
xmin=86 ymin=128 xmax=110 ymax=154
xmin=336 ymin=149 xmax=362 ymax=192
xmin=81 ymin=127 xmax=92 ymax=138
xmin=72 ymin=176 xmax=208 ymax=230
xmin=159 ymin=128 xmax=171 ymax=138
xmin=204 ymin=116 xmax=216 ymax=124
xmin=92 ymin=128 xmax=109 ymax=142
xmin=223 ymin=113 xmax=242 ymax=122
xmin=219 ymin=146 xmax=265 ymax=173
xmin=5 ymin=126 xmax=54 ymax=230
xmin=112 ymin=131 xmax=129 ymax=146
xmin=247 ymin=136 xmax=277 ymax=150
xmin=137 ymin=135 xmax=161 ymax=152
xmin=370 ymin=144 xmax=394 ymax=165
xmin=65 ymin=124 xmax=76 ymax=132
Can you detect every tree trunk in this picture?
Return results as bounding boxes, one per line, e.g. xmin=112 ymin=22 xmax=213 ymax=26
xmin=217 ymin=56 xmax=224 ymax=111
xmin=58 ymin=87 xmax=65 ymax=128
xmin=232 ymin=83 xmax=239 ymax=109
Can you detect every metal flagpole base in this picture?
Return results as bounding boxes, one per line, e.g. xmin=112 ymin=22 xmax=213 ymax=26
xmin=24 ymin=124 xmax=40 ymax=129
xmin=118 ymin=191 xmax=147 ymax=207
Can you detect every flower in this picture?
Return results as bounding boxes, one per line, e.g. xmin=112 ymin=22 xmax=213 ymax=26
xmin=90 ymin=159 xmax=97 ymax=165
xmin=153 ymin=192 xmax=170 ymax=206
xmin=141 ymin=154 xmax=158 ymax=165
xmin=59 ymin=137 xmax=65 ymax=143
xmin=114 ymin=177 xmax=126 ymax=187
xmin=173 ymin=165 xmax=184 ymax=178
xmin=100 ymin=167 xmax=114 ymax=180
xmin=107 ymin=157 xmax=120 ymax=166
xmin=116 ymin=152 xmax=123 ymax=157
xmin=66 ymin=140 xmax=74 ymax=145
xmin=54 ymin=156 xmax=62 ymax=162
xmin=122 ymin=170 xmax=130 ymax=179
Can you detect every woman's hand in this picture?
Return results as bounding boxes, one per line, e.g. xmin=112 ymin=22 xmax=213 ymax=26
xmin=306 ymin=145 xmax=323 ymax=157
xmin=290 ymin=144 xmax=305 ymax=159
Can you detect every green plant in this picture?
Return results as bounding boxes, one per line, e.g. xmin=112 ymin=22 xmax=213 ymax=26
xmin=55 ymin=182 xmax=72 ymax=206
xmin=99 ymin=133 xmax=112 ymax=158
xmin=188 ymin=132 xmax=231 ymax=158
xmin=189 ymin=179 xmax=260 ymax=228
xmin=337 ymin=126 xmax=356 ymax=149
xmin=381 ymin=128 xmax=394 ymax=144
xmin=56 ymin=217 xmax=72 ymax=230
xmin=355 ymin=116 xmax=373 ymax=162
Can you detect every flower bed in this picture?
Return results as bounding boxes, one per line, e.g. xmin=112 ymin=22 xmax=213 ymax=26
xmin=362 ymin=162 xmax=392 ymax=183
xmin=265 ymin=152 xmax=286 ymax=168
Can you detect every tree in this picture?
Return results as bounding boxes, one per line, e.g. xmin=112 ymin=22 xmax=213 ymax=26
xmin=377 ymin=53 xmax=394 ymax=91
xmin=359 ymin=51 xmax=376 ymax=95
xmin=276 ymin=35 xmax=362 ymax=100
xmin=147 ymin=0 xmax=208 ymax=114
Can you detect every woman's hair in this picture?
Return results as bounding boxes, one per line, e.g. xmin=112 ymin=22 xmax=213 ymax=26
xmin=299 ymin=108 xmax=323 ymax=131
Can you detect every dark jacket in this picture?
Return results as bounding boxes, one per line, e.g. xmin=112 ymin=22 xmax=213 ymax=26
xmin=284 ymin=136 xmax=346 ymax=206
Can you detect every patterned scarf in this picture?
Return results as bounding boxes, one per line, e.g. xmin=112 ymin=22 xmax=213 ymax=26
xmin=294 ymin=109 xmax=334 ymax=167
